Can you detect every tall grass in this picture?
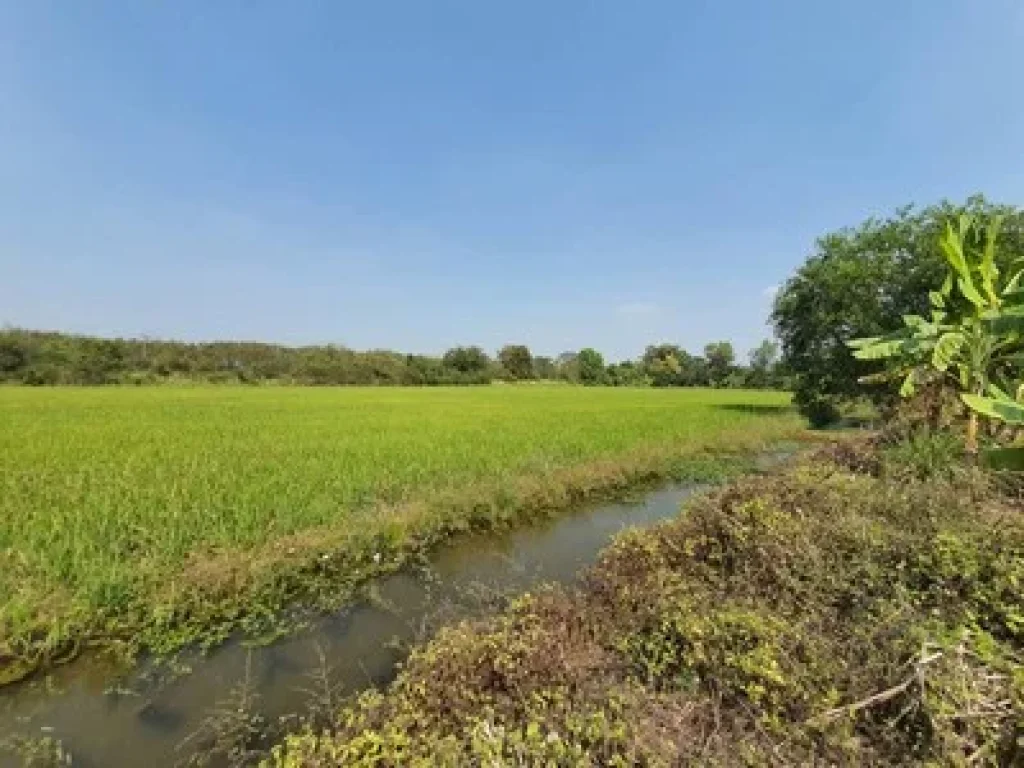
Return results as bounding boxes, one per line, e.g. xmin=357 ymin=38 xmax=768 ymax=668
xmin=0 ymin=386 xmax=800 ymax=672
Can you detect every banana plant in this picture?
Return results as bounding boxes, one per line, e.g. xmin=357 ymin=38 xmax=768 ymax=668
xmin=962 ymin=382 xmax=1024 ymax=425
xmin=961 ymin=383 xmax=1024 ymax=469
xmin=848 ymin=215 xmax=1024 ymax=455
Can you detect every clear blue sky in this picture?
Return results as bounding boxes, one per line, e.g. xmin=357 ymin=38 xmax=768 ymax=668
xmin=2 ymin=1 xmax=1022 ymax=361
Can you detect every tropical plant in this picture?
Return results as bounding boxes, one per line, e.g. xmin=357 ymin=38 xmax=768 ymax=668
xmin=773 ymin=196 xmax=1024 ymax=425
xmin=961 ymin=383 xmax=1024 ymax=425
xmin=848 ymin=215 xmax=1024 ymax=455
xmin=959 ymin=383 xmax=1024 ymax=469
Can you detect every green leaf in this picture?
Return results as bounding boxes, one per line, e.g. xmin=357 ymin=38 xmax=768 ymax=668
xmin=857 ymin=363 xmax=918 ymax=385
xmin=957 ymin=275 xmax=987 ymax=309
xmin=898 ymin=370 xmax=917 ymax=397
xmin=1004 ymin=262 xmax=1024 ymax=297
xmin=958 ymin=213 xmax=974 ymax=242
xmin=931 ymin=331 xmax=965 ymax=372
xmin=901 ymin=314 xmax=938 ymax=336
xmin=852 ymin=341 xmax=904 ymax=360
xmin=982 ymin=446 xmax=1024 ymax=472
xmin=987 ymin=382 xmax=1012 ymax=401
xmin=957 ymin=364 xmax=970 ymax=390
xmin=962 ymin=393 xmax=1024 ymax=425
xmin=940 ymin=222 xmax=970 ymax=282
xmin=903 ymin=314 xmax=926 ymax=329
xmin=929 ymin=290 xmax=946 ymax=309
xmin=1000 ymin=283 xmax=1024 ymax=303
xmin=848 ymin=328 xmax=923 ymax=359
xmin=846 ymin=336 xmax=880 ymax=350
xmin=983 ymin=305 xmax=1024 ymax=335
xmin=940 ymin=271 xmax=953 ymax=296
xmin=984 ymin=304 xmax=1024 ymax=319
xmin=979 ymin=215 xmax=1003 ymax=303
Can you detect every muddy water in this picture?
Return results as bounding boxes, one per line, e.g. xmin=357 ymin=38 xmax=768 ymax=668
xmin=0 ymin=476 xmax=733 ymax=767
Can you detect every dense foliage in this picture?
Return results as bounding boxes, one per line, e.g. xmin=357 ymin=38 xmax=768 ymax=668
xmin=850 ymin=215 xmax=1024 ymax=455
xmin=271 ymin=443 xmax=1024 ymax=766
xmin=0 ymin=328 xmax=783 ymax=389
xmin=773 ymin=196 xmax=1024 ymax=425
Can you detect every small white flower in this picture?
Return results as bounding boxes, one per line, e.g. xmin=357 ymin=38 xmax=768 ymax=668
xmin=372 ymin=552 xmax=381 ymax=563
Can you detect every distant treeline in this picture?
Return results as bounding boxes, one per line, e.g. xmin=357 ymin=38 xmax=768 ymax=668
xmin=0 ymin=329 xmax=784 ymax=388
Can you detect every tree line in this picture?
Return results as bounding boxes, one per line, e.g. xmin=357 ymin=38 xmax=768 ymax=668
xmin=0 ymin=328 xmax=783 ymax=389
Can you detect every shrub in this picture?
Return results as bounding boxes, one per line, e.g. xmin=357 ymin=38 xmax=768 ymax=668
xmin=798 ymin=394 xmax=842 ymax=428
xmin=881 ymin=431 xmax=966 ymax=482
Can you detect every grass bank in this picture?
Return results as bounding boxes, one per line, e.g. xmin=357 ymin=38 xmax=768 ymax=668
xmin=271 ymin=442 xmax=1023 ymax=766
xmin=0 ymin=386 xmax=802 ymax=684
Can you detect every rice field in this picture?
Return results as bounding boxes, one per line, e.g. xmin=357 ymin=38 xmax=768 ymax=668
xmin=0 ymin=385 xmax=801 ymax=675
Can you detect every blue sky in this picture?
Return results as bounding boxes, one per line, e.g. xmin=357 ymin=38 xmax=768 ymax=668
xmin=2 ymin=1 xmax=1022 ymax=361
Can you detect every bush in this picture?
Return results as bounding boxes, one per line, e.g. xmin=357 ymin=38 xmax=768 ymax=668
xmin=798 ymin=394 xmax=842 ymax=428
xmin=881 ymin=431 xmax=966 ymax=482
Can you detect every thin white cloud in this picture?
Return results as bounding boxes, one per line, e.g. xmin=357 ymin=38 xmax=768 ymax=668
xmin=615 ymin=301 xmax=660 ymax=317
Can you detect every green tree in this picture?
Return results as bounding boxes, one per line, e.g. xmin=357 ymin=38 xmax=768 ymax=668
xmin=531 ymin=355 xmax=557 ymax=380
xmin=606 ymin=360 xmax=646 ymax=386
xmin=404 ymin=354 xmax=446 ymax=385
xmin=442 ymin=346 xmax=491 ymax=375
xmin=0 ymin=337 xmax=27 ymax=378
xmin=555 ymin=351 xmax=581 ymax=383
xmin=642 ymin=344 xmax=683 ymax=387
xmin=678 ymin=353 xmax=710 ymax=387
xmin=773 ymin=196 xmax=1024 ymax=425
xmin=498 ymin=344 xmax=534 ymax=380
xmin=576 ymin=348 xmax=607 ymax=385
xmin=747 ymin=339 xmax=780 ymax=388
xmin=704 ymin=341 xmax=735 ymax=387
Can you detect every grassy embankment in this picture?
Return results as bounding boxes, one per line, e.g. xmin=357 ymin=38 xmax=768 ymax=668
xmin=0 ymin=386 xmax=802 ymax=684
xmin=270 ymin=440 xmax=1024 ymax=766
